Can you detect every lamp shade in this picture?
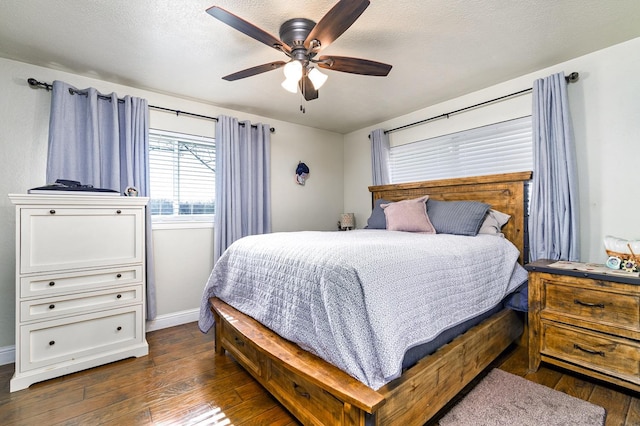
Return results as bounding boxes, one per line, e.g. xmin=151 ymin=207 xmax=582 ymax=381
xmin=283 ymin=60 xmax=303 ymax=80
xmin=308 ymin=67 xmax=328 ymax=90
xmin=281 ymin=77 xmax=299 ymax=93
xmin=340 ymin=213 xmax=355 ymax=230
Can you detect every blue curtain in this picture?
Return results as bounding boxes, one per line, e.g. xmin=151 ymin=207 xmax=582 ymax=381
xmin=46 ymin=80 xmax=157 ymax=319
xmin=529 ymin=72 xmax=580 ymax=261
xmin=214 ymin=115 xmax=271 ymax=262
xmin=370 ymin=128 xmax=390 ymax=185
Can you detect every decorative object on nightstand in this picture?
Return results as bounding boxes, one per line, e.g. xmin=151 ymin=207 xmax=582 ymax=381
xmin=8 ymin=193 xmax=149 ymax=392
xmin=604 ymin=235 xmax=640 ymax=273
xmin=340 ymin=213 xmax=355 ymax=230
xmin=527 ymin=259 xmax=640 ymax=392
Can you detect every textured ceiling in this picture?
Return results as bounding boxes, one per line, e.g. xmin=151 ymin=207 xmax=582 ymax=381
xmin=1 ymin=0 xmax=640 ymax=134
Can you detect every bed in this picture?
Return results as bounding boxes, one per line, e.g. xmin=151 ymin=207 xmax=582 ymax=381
xmin=200 ymin=171 xmax=532 ymax=425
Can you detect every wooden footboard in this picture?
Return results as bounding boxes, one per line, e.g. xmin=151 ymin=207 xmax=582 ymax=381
xmin=211 ymin=297 xmax=522 ymax=426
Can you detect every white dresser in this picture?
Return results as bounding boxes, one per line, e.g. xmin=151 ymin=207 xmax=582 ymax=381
xmin=9 ymin=194 xmax=149 ymax=392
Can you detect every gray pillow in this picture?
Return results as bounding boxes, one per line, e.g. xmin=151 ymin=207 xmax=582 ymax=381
xmin=426 ymin=199 xmax=490 ymax=236
xmin=366 ymin=198 xmax=389 ymax=229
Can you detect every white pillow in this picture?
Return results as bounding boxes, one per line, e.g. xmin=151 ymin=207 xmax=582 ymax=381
xmin=478 ymin=209 xmax=511 ymax=235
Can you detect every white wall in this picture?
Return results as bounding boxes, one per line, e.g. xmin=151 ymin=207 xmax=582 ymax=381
xmin=0 ymin=57 xmax=344 ymax=350
xmin=345 ymin=37 xmax=640 ymax=264
xmin=3 ymin=36 xmax=638 ymax=356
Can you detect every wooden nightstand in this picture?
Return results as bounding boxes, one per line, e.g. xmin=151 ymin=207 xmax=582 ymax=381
xmin=527 ymin=259 xmax=640 ymax=392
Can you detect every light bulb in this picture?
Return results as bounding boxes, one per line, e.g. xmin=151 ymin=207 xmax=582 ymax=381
xmin=308 ymin=67 xmax=328 ymax=90
xmin=281 ymin=77 xmax=299 ymax=93
xmin=283 ymin=60 xmax=303 ymax=80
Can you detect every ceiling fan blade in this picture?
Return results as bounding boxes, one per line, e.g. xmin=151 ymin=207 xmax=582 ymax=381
xmin=303 ymin=0 xmax=370 ymax=51
xmin=206 ymin=6 xmax=290 ymax=53
xmin=222 ymin=61 xmax=287 ymax=81
xmin=299 ymin=76 xmax=319 ymax=101
xmin=317 ymin=55 xmax=392 ymax=76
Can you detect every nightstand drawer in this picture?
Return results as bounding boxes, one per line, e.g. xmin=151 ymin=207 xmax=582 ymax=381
xmin=543 ymin=281 xmax=640 ymax=330
xmin=541 ymin=321 xmax=640 ymax=383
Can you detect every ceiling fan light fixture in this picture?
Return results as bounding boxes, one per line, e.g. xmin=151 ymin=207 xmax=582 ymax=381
xmin=281 ymin=77 xmax=299 ymax=93
xmin=308 ymin=67 xmax=328 ymax=90
xmin=208 ymin=2 xmax=392 ymax=103
xmin=283 ymin=60 xmax=303 ymax=81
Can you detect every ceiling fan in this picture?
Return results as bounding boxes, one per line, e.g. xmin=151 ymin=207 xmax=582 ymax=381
xmin=206 ymin=0 xmax=392 ymax=102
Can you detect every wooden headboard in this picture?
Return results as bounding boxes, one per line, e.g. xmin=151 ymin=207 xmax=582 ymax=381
xmin=369 ymin=171 xmax=532 ymax=264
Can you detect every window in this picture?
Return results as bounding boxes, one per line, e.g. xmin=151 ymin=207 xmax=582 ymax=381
xmin=389 ymin=116 xmax=532 ymax=183
xmin=149 ymin=129 xmax=215 ymax=222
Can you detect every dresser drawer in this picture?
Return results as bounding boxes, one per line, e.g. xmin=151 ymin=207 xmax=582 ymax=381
xmin=267 ymin=360 xmax=344 ymax=426
xmin=543 ymin=281 xmax=640 ymax=330
xmin=20 ymin=207 xmax=144 ymax=274
xmin=19 ymin=306 xmax=144 ymax=373
xmin=220 ymin=320 xmax=262 ymax=377
xmin=20 ymin=266 xmax=143 ymax=298
xmin=20 ymin=285 xmax=142 ymax=322
xmin=541 ymin=321 xmax=640 ymax=383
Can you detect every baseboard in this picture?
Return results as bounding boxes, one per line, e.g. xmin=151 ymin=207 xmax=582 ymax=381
xmin=0 ymin=345 xmax=15 ymax=366
xmin=146 ymin=308 xmax=199 ymax=332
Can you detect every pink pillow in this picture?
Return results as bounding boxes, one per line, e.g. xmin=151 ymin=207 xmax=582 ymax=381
xmin=381 ymin=196 xmax=436 ymax=233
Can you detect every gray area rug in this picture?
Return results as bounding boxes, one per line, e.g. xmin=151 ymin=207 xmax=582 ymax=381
xmin=440 ymin=369 xmax=606 ymax=426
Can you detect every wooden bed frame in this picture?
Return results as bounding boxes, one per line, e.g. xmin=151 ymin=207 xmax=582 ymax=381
xmin=209 ymin=171 xmax=532 ymax=425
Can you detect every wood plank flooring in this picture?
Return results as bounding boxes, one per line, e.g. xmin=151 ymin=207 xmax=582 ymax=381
xmin=0 ymin=322 xmax=638 ymax=425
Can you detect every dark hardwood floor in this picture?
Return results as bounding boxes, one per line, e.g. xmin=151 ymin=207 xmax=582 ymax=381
xmin=0 ymin=322 xmax=638 ymax=425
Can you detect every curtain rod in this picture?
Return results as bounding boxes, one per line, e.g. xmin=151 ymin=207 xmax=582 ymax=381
xmin=378 ymin=72 xmax=579 ymax=136
xmin=26 ymin=78 xmax=275 ymax=133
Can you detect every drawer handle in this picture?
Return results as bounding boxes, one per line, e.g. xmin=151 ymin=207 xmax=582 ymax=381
xmin=574 ymin=299 xmax=605 ymax=309
xmin=49 ymin=304 xmax=55 ymax=309
xmin=233 ymin=336 xmax=245 ymax=347
xmin=116 ymin=210 xmax=122 ymax=214
xmin=49 ymin=340 xmax=55 ymax=346
xmin=49 ymin=209 xmax=56 ymax=214
xmin=293 ymin=382 xmax=310 ymax=399
xmin=116 ymin=294 xmax=122 ymax=299
xmin=573 ymin=344 xmax=605 ymax=357
xmin=117 ymin=326 xmax=122 ymax=331
xmin=116 ymin=273 xmax=122 ymax=278
xmin=49 ymin=281 xmax=56 ymax=287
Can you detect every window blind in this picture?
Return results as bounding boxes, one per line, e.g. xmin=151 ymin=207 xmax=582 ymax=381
xmin=389 ymin=116 xmax=532 ymax=183
xmin=148 ymin=129 xmax=216 ymax=219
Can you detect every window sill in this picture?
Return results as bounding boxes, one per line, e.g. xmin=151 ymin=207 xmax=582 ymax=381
xmin=151 ymin=221 xmax=214 ymax=230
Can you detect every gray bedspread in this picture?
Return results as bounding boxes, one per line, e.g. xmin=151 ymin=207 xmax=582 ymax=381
xmin=199 ymin=230 xmax=527 ymax=390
